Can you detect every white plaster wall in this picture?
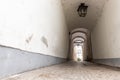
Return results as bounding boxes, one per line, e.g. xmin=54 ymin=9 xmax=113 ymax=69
xmin=91 ymin=0 xmax=120 ymax=59
xmin=0 ymin=0 xmax=69 ymax=58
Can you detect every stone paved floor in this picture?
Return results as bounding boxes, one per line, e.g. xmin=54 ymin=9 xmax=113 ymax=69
xmin=1 ymin=61 xmax=120 ymax=80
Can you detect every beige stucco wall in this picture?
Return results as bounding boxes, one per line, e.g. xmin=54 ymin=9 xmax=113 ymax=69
xmin=0 ymin=0 xmax=69 ymax=58
xmin=91 ymin=0 xmax=120 ymax=59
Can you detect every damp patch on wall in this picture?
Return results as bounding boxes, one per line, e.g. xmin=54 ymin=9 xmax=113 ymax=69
xmin=41 ymin=36 xmax=48 ymax=48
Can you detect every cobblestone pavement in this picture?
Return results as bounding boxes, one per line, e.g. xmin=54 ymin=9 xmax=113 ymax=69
xmin=1 ymin=61 xmax=120 ymax=80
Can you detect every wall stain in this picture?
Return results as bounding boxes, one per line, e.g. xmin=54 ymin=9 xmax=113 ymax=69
xmin=41 ymin=36 xmax=48 ymax=47
xmin=26 ymin=34 xmax=33 ymax=44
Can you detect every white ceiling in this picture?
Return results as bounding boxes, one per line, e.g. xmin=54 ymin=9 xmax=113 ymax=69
xmin=61 ymin=0 xmax=108 ymax=31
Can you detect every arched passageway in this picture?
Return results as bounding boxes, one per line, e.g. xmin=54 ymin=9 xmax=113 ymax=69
xmin=72 ymin=37 xmax=85 ymax=61
xmin=69 ymin=28 xmax=92 ymax=61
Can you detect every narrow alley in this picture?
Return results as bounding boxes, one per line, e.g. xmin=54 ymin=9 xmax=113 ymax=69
xmin=0 ymin=0 xmax=120 ymax=80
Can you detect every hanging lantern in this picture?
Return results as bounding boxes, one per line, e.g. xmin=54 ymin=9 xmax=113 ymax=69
xmin=77 ymin=3 xmax=88 ymax=17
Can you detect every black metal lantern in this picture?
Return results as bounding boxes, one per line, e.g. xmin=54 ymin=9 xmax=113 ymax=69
xmin=77 ymin=3 xmax=88 ymax=17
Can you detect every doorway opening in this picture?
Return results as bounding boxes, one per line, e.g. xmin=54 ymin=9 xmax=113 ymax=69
xmin=74 ymin=41 xmax=84 ymax=62
xmin=76 ymin=45 xmax=83 ymax=61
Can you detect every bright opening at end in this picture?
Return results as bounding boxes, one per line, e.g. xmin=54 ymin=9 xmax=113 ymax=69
xmin=74 ymin=43 xmax=84 ymax=62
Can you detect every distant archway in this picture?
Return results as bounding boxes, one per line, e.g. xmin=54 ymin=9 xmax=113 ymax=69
xmin=69 ymin=28 xmax=92 ymax=61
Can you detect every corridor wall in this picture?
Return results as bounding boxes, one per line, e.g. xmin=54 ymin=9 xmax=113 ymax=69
xmin=91 ymin=0 xmax=120 ymax=67
xmin=0 ymin=0 xmax=69 ymax=78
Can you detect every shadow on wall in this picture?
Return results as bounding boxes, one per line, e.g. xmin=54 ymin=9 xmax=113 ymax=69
xmin=0 ymin=45 xmax=66 ymax=79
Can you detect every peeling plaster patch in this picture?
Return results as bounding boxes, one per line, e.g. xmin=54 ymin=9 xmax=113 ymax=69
xmin=41 ymin=36 xmax=48 ymax=48
xmin=26 ymin=34 xmax=33 ymax=44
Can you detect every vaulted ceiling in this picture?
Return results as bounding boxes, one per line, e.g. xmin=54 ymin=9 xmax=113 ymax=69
xmin=61 ymin=0 xmax=108 ymax=31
